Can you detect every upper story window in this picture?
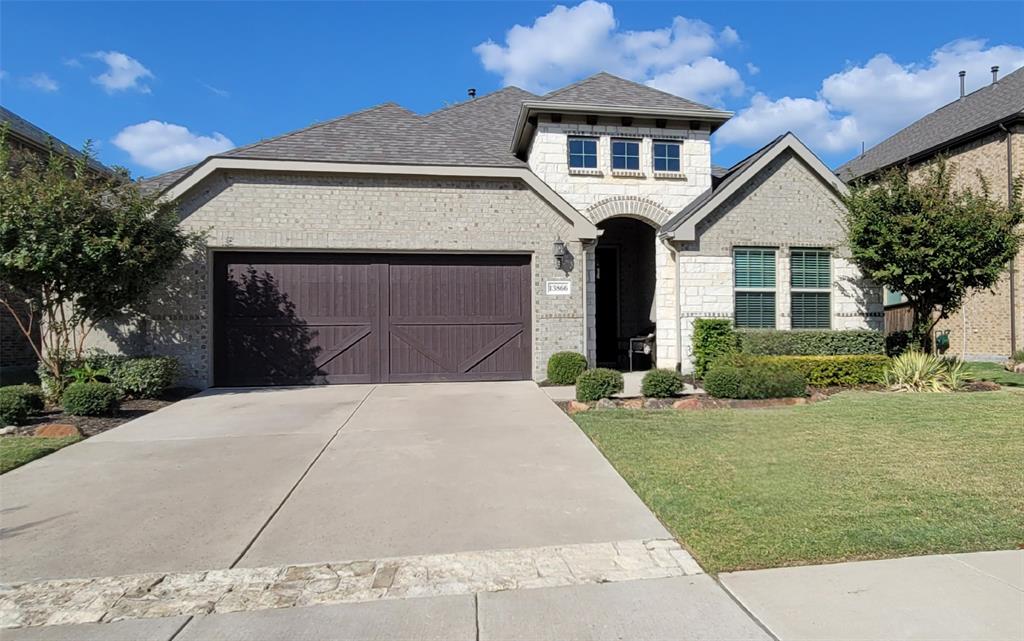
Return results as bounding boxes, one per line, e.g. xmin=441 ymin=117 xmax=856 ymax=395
xmin=567 ymin=137 xmax=598 ymax=169
xmin=734 ymin=247 xmax=777 ymax=328
xmin=653 ymin=141 xmax=681 ymax=173
xmin=790 ymin=249 xmax=831 ymax=329
xmin=611 ymin=139 xmax=640 ymax=171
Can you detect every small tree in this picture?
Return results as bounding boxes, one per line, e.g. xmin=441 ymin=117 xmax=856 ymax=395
xmin=0 ymin=133 xmax=201 ymax=387
xmin=843 ymin=159 xmax=1022 ymax=350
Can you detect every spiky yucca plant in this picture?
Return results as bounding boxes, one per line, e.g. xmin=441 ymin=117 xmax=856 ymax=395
xmin=882 ymin=351 xmax=972 ymax=392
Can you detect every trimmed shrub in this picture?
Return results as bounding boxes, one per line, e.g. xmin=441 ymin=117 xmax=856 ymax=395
xmin=885 ymin=331 xmax=913 ymax=358
xmin=547 ymin=352 xmax=588 ymax=386
xmin=576 ymin=368 xmax=624 ymax=402
xmin=61 ymin=382 xmax=119 ymax=416
xmin=704 ymin=355 xmax=807 ymax=399
xmin=1 ymin=384 xmax=45 ymax=413
xmin=737 ymin=329 xmax=884 ymax=356
xmin=702 ymin=366 xmax=743 ymax=399
xmin=0 ymin=387 xmax=32 ymax=426
xmin=692 ymin=319 xmax=739 ymax=378
xmin=752 ymin=355 xmax=889 ymax=387
xmin=641 ymin=368 xmax=685 ymax=398
xmin=109 ymin=357 xmax=180 ymax=398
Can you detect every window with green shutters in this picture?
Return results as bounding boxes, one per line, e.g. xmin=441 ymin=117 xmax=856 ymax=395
xmin=790 ymin=249 xmax=831 ymax=328
xmin=734 ymin=248 xmax=776 ymax=328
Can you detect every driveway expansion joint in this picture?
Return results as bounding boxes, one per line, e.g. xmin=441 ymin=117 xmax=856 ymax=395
xmin=0 ymin=538 xmax=702 ymax=629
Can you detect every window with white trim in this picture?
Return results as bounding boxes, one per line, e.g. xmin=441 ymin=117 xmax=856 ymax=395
xmin=611 ymin=139 xmax=640 ymax=170
xmin=733 ymin=248 xmax=776 ymax=328
xmin=567 ymin=137 xmax=598 ymax=169
xmin=790 ymin=249 xmax=831 ymax=329
xmin=652 ymin=141 xmax=681 ymax=172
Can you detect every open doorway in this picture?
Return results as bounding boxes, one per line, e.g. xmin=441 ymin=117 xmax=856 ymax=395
xmin=594 ymin=217 xmax=657 ymax=370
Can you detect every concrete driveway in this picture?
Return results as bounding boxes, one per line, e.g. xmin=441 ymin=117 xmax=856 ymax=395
xmin=1 ymin=382 xmax=767 ymax=640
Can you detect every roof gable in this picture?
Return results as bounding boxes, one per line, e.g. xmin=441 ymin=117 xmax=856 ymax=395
xmin=662 ymin=132 xmax=848 ymax=240
xmin=838 ymin=65 xmax=1024 ymax=181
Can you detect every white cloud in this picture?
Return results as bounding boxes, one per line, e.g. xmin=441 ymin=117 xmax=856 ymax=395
xmin=26 ymin=72 xmax=59 ymax=92
xmin=91 ymin=51 xmax=154 ymax=93
xmin=474 ymin=0 xmax=744 ymax=103
xmin=112 ymin=121 xmax=233 ymax=172
xmin=201 ymin=82 xmax=230 ymax=98
xmin=63 ymin=57 xmax=82 ymax=68
xmin=746 ymin=62 xmax=760 ymax=76
xmin=717 ymin=39 xmax=1024 ymax=154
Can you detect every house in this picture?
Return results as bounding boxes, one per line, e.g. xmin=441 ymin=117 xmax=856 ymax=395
xmin=112 ymin=72 xmax=881 ymax=388
xmin=838 ymin=65 xmax=1023 ymax=360
xmin=0 ymin=106 xmax=112 ymax=377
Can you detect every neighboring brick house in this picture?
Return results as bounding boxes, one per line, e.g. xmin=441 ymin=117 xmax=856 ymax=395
xmin=0 ymin=107 xmax=113 ymax=374
xmin=838 ymin=65 xmax=1024 ymax=360
xmin=106 ymin=72 xmax=880 ymax=388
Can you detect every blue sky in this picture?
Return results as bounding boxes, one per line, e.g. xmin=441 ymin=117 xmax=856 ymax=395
xmin=2 ymin=1 xmax=1022 ymax=177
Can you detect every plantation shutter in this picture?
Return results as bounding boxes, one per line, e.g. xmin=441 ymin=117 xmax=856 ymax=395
xmin=790 ymin=249 xmax=831 ymax=329
xmin=734 ymin=248 xmax=776 ymax=328
xmin=735 ymin=292 xmax=776 ymax=328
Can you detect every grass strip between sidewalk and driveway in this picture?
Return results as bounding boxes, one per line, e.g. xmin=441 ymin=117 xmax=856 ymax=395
xmin=1 ymin=437 xmax=81 ymax=474
xmin=575 ymin=390 xmax=1024 ymax=574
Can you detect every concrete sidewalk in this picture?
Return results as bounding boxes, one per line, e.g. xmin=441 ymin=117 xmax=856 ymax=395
xmin=721 ymin=549 xmax=1024 ymax=641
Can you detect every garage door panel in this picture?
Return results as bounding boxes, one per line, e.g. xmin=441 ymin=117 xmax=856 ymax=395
xmin=215 ymin=253 xmax=530 ymax=386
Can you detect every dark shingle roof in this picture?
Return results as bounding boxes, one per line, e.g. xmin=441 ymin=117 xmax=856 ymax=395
xmin=1 ymin=105 xmax=111 ymax=174
xmin=540 ymin=72 xmax=716 ymax=112
xmin=838 ymin=65 xmax=1024 ymax=181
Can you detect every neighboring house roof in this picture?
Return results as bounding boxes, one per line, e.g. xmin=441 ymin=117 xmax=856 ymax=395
xmin=661 ymin=132 xmax=848 ymax=241
xmin=838 ymin=65 xmax=1024 ymax=181
xmin=0 ymin=105 xmax=112 ymax=174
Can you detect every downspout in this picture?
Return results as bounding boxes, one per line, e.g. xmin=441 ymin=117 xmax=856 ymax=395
xmin=1000 ymin=123 xmax=1016 ymax=355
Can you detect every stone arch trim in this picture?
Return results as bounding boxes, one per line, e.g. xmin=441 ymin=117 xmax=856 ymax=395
xmin=585 ymin=196 xmax=673 ymax=227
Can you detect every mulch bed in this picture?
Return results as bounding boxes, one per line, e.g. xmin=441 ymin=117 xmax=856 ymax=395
xmin=3 ymin=387 xmax=198 ymax=438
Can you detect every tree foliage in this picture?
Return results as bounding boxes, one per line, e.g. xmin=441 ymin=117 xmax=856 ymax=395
xmin=0 ymin=131 xmax=201 ymax=385
xmin=843 ymin=159 xmax=1022 ymax=350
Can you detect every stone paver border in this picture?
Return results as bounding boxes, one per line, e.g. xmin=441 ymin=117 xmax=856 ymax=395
xmin=1 ymin=538 xmax=702 ymax=629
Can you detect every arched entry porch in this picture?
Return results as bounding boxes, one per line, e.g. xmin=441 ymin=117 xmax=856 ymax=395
xmin=594 ymin=216 xmax=658 ymax=370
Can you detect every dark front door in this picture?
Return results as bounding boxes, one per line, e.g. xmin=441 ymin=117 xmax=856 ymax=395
xmin=213 ymin=252 xmax=531 ymax=386
xmin=595 ymin=247 xmax=619 ymax=367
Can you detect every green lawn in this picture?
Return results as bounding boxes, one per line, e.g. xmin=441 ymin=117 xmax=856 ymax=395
xmin=575 ymin=390 xmax=1024 ymax=574
xmin=966 ymin=361 xmax=1024 ymax=387
xmin=0 ymin=436 xmax=81 ymax=474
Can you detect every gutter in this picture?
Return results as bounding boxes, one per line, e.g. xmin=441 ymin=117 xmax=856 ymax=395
xmin=1000 ymin=123 xmax=1017 ymax=355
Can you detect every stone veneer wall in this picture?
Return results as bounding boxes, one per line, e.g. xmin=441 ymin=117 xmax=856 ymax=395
xmin=907 ymin=125 xmax=1024 ymax=359
xmin=674 ymin=151 xmax=883 ymax=372
xmin=526 ymin=114 xmax=710 ymax=367
xmin=90 ymin=171 xmax=589 ymax=388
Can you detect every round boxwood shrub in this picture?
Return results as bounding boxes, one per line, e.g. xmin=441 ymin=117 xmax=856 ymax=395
xmin=641 ymin=368 xmax=685 ymax=398
xmin=547 ymin=351 xmax=588 ymax=386
xmin=109 ymin=356 xmax=180 ymax=399
xmin=0 ymin=387 xmax=32 ymax=426
xmin=2 ymin=384 xmax=45 ymax=413
xmin=576 ymin=368 xmax=624 ymax=402
xmin=703 ymin=365 xmax=743 ymax=399
xmin=61 ymin=382 xmax=120 ymax=417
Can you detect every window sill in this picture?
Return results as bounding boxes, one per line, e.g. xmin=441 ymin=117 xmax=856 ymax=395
xmin=568 ymin=168 xmax=603 ymax=176
xmin=610 ymin=169 xmax=644 ymax=178
xmin=654 ymin=172 xmax=686 ymax=180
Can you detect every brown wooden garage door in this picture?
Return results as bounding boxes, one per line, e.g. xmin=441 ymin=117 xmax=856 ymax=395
xmin=213 ymin=252 xmax=531 ymax=386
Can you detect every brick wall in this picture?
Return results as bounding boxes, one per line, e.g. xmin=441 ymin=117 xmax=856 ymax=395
xmin=907 ymin=125 xmax=1023 ymax=359
xmin=674 ymin=151 xmax=883 ymax=371
xmin=89 ymin=172 xmax=588 ymax=387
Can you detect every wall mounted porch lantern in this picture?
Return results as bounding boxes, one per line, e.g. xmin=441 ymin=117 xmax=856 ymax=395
xmin=553 ymin=239 xmax=568 ymax=271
